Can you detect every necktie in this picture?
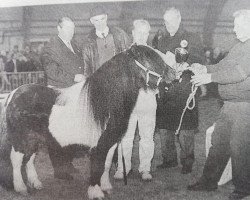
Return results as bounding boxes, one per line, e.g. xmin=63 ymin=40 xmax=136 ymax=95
xmin=102 ymin=33 xmax=107 ymax=48
xmin=67 ymin=42 xmax=75 ymax=54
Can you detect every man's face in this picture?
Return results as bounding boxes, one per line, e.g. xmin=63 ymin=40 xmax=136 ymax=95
xmin=58 ymin=20 xmax=75 ymax=41
xmin=24 ymin=46 xmax=30 ymax=53
xmin=234 ymin=15 xmax=250 ymax=42
xmin=213 ymin=47 xmax=221 ymax=58
xmin=132 ymin=27 xmax=150 ymax=45
xmin=13 ymin=46 xmax=18 ymax=53
xmin=90 ymin=14 xmax=108 ymax=32
xmin=164 ymin=11 xmax=181 ymax=36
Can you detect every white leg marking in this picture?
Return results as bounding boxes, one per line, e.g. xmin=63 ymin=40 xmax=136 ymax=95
xmin=87 ymin=185 xmax=105 ymax=200
xmin=26 ymin=153 xmax=43 ymax=190
xmin=10 ymin=147 xmax=28 ymax=195
xmin=100 ymin=143 xmax=117 ymax=193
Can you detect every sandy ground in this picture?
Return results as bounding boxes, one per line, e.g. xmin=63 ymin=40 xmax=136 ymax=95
xmin=1 ymin=97 xmax=250 ymax=200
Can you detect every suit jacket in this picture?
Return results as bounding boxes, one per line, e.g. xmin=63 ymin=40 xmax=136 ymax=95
xmin=40 ymin=36 xmax=84 ymax=88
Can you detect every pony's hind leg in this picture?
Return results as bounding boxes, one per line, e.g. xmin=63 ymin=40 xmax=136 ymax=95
xmin=100 ymin=143 xmax=117 ymax=194
xmin=26 ymin=153 xmax=43 ymax=190
xmin=10 ymin=146 xmax=27 ymax=195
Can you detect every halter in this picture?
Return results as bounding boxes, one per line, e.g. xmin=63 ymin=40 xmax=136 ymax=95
xmin=134 ymin=60 xmax=163 ymax=86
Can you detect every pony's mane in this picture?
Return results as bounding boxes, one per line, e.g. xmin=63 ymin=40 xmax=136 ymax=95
xmin=83 ymin=45 xmax=166 ymax=129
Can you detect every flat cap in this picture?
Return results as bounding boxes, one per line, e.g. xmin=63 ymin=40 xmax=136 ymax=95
xmin=90 ymin=5 xmax=106 ymax=18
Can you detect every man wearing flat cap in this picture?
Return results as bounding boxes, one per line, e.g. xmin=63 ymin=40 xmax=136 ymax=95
xmin=82 ymin=5 xmax=131 ymax=77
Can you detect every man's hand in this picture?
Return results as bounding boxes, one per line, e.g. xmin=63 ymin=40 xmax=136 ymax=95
xmin=74 ymin=74 xmax=86 ymax=82
xmin=173 ymin=62 xmax=189 ymax=72
xmin=173 ymin=62 xmax=189 ymax=79
xmin=191 ymin=73 xmax=212 ymax=86
xmin=189 ymin=63 xmax=207 ymax=75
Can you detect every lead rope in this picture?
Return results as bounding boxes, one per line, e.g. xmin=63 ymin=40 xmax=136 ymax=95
xmin=120 ymin=141 xmax=127 ymax=185
xmin=175 ymin=84 xmax=198 ymax=151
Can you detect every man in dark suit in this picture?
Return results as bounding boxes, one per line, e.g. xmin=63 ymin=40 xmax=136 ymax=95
xmin=40 ymin=17 xmax=84 ymax=180
xmin=41 ymin=17 xmax=84 ymax=88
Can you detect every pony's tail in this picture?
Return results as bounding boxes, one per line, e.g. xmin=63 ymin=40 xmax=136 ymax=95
xmin=0 ymin=95 xmax=14 ymax=190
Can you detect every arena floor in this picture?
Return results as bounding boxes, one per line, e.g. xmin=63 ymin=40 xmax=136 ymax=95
xmin=0 ymin=97 xmax=249 ymax=200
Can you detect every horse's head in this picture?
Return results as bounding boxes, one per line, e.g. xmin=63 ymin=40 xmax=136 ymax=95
xmin=128 ymin=44 xmax=175 ymax=89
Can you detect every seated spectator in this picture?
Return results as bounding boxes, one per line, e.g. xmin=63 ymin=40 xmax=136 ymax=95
xmin=4 ymin=53 xmax=15 ymax=72
xmin=0 ymin=56 xmax=10 ymax=88
xmin=23 ymin=44 xmax=42 ymax=71
xmin=211 ymin=47 xmax=225 ymax=64
xmin=204 ymin=48 xmax=212 ymax=65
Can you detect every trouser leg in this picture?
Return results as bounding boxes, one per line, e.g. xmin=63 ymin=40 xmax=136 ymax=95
xmin=116 ymin=113 xmax=137 ymax=173
xmin=200 ymin=106 xmax=231 ymax=185
xmin=230 ymin=102 xmax=250 ymax=194
xmin=159 ymin=129 xmax=177 ymax=164
xmin=179 ymin=129 xmax=195 ymax=168
xmin=137 ymin=104 xmax=156 ymax=173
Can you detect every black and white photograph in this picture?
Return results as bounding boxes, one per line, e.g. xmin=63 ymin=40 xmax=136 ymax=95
xmin=0 ymin=0 xmax=250 ymax=199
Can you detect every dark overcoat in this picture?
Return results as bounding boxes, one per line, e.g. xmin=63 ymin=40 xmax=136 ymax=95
xmin=156 ymin=70 xmax=199 ymax=130
xmin=153 ymin=26 xmax=204 ymax=131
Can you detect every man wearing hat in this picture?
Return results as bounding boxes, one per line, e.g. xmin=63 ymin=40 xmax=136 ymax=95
xmin=82 ymin=5 xmax=131 ymax=77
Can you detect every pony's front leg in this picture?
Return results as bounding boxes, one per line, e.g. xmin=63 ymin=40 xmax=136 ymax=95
xmin=100 ymin=143 xmax=117 ymax=193
xmin=88 ymin=130 xmax=122 ymax=199
xmin=87 ymin=143 xmax=117 ymax=199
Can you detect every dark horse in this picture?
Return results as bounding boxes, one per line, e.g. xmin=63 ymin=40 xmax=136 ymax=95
xmin=0 ymin=45 xmax=174 ymax=199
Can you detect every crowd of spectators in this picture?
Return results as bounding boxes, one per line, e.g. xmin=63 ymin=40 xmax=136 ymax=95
xmin=0 ymin=44 xmax=45 ymax=92
xmin=0 ymin=44 xmax=43 ymax=74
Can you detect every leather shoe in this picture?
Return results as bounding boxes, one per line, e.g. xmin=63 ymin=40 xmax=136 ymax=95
xmin=229 ymin=191 xmax=249 ymax=200
xmin=157 ymin=161 xmax=178 ymax=169
xmin=187 ymin=181 xmax=217 ymax=191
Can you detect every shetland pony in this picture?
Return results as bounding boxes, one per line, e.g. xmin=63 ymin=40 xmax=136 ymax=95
xmin=0 ymin=45 xmax=174 ymax=199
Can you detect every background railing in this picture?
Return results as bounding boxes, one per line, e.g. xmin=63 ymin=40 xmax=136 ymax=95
xmin=0 ymin=71 xmax=46 ymax=93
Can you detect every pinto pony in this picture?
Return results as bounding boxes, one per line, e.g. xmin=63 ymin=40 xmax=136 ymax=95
xmin=0 ymin=45 xmax=174 ymax=199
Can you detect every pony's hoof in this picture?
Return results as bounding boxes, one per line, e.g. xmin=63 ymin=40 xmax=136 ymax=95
xmin=16 ymin=187 xmax=28 ymax=196
xmin=19 ymin=190 xmax=29 ymax=196
xmin=28 ymin=179 xmax=43 ymax=190
xmin=88 ymin=185 xmax=105 ymax=200
xmin=14 ymin=183 xmax=28 ymax=195
xmin=100 ymin=179 xmax=112 ymax=192
xmin=33 ymin=180 xmax=43 ymax=190
xmin=104 ymin=189 xmax=112 ymax=195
